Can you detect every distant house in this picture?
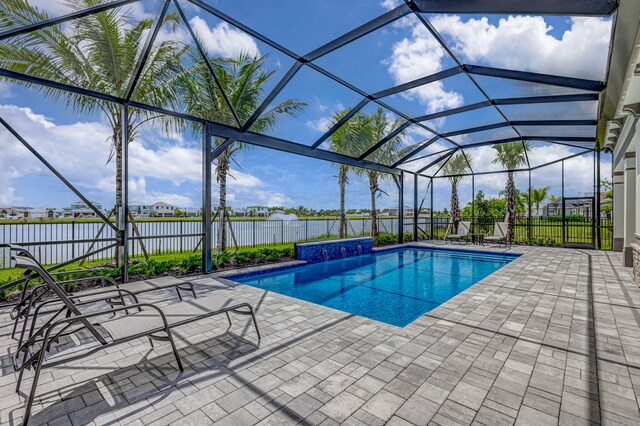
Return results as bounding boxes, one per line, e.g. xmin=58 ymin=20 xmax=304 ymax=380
xmin=181 ymin=207 xmax=200 ymax=217
xmin=64 ymin=201 xmax=104 ymax=218
xmin=151 ymin=202 xmax=175 ymax=217
xmin=544 ymin=199 xmax=592 ymax=217
xmin=386 ymin=207 xmax=414 ymax=217
xmin=231 ymin=207 xmax=247 ymax=217
xmin=246 ymin=205 xmax=269 ymax=217
xmin=0 ymin=206 xmax=32 ymax=219
xmin=129 ymin=203 xmax=151 ymax=217
xmin=30 ymin=207 xmax=63 ymax=219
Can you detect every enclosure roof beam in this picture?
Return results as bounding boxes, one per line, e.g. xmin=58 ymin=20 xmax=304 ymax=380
xmin=411 ymin=0 xmax=617 ymax=16
xmin=174 ymin=0 xmax=241 ymax=127
xmin=440 ymin=120 xmax=598 ymax=138
xmin=0 ymin=68 xmax=126 ymax=104
xmin=303 ymin=4 xmax=412 ymax=61
xmin=124 ymin=0 xmax=171 ymax=101
xmin=0 ymin=0 xmax=143 ymax=40
xmin=400 ymin=146 xmax=452 ymax=165
xmin=416 ymin=148 xmax=456 ymax=174
xmin=370 ymin=67 xmax=463 ymax=100
xmin=236 ymin=131 xmax=401 ymax=175
xmin=494 ymin=93 xmax=599 ymax=105
xmin=358 ymin=121 xmax=416 ymax=160
xmin=530 ymin=149 xmax=595 ymax=171
xmin=410 ymin=93 xmax=599 ymax=123
xmin=391 ymin=136 xmax=441 ymax=167
xmin=311 ymin=98 xmax=370 ymax=149
xmin=464 ymin=65 xmax=606 ymax=91
xmin=244 ymin=62 xmax=304 ymax=131
xmin=459 ymin=136 xmax=596 ymax=149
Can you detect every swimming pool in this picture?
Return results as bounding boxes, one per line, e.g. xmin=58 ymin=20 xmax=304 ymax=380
xmin=232 ymin=247 xmax=518 ymax=327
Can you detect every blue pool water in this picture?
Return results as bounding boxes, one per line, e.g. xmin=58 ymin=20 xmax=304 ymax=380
xmin=233 ymin=247 xmax=518 ymax=327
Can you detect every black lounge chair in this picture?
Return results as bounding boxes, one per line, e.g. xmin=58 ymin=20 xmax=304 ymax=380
xmin=4 ymin=244 xmax=196 ymax=349
xmin=11 ymin=253 xmax=260 ymax=425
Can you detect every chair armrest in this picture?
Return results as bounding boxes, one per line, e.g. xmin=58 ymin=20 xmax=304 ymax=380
xmin=51 ymin=302 xmax=166 ymax=324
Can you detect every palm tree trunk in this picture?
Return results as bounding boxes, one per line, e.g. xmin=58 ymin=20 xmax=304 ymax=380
xmin=450 ymin=180 xmax=459 ymax=234
xmin=338 ymin=165 xmax=347 ymax=239
xmin=506 ymin=172 xmax=516 ymax=242
xmin=369 ymin=172 xmax=378 ymax=236
xmin=217 ymin=153 xmax=230 ymax=252
xmin=114 ymin=129 xmax=122 ymax=265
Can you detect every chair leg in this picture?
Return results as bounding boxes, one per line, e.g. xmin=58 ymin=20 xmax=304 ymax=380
xmin=190 ymin=284 xmax=197 ymax=299
xmin=165 ymin=329 xmax=184 ymax=372
xmin=23 ymin=348 xmax=46 ymax=426
xmin=248 ymin=307 xmax=261 ymax=341
xmin=11 ymin=313 xmax=20 ymax=340
xmin=225 ymin=312 xmax=232 ymax=327
xmin=175 ymin=287 xmax=183 ymax=302
xmin=16 ymin=349 xmax=29 ymax=393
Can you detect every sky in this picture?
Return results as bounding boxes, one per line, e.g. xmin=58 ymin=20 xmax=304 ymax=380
xmin=0 ymin=0 xmax=613 ymax=212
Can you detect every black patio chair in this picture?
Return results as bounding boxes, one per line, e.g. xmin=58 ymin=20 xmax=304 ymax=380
xmin=11 ymin=253 xmax=260 ymax=425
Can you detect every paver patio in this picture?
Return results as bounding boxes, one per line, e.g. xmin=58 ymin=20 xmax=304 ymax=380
xmin=1 ymin=242 xmax=640 ymax=425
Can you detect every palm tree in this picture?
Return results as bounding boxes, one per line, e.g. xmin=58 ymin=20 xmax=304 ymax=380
xmin=528 ymin=186 xmax=551 ymax=216
xmin=355 ymin=108 xmax=408 ymax=236
xmin=328 ymin=109 xmax=370 ymax=238
xmin=179 ymin=52 xmax=305 ymax=251
xmin=0 ymin=0 xmax=186 ymax=263
xmin=492 ymin=141 xmax=531 ymax=242
xmin=442 ymin=152 xmax=473 ymax=234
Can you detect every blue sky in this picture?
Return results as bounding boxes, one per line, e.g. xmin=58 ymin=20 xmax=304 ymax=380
xmin=0 ymin=0 xmax=613 ymax=211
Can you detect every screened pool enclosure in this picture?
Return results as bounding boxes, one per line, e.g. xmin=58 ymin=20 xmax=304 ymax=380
xmin=0 ymin=0 xmax=617 ymax=281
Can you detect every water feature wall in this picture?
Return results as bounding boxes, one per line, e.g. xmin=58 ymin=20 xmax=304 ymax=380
xmin=294 ymin=237 xmax=373 ymax=264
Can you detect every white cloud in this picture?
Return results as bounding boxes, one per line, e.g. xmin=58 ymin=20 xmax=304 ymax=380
xmin=386 ymin=21 xmax=464 ymax=114
xmin=431 ymin=15 xmax=611 ymax=80
xmin=306 ymin=116 xmax=331 ymax=132
xmin=384 ymin=14 xmax=610 ymax=119
xmin=380 ymin=0 xmax=401 ymax=10
xmin=189 ymin=17 xmax=259 ymax=58
xmin=0 ymin=104 xmax=271 ymax=208
xmin=306 ymin=101 xmax=346 ymax=133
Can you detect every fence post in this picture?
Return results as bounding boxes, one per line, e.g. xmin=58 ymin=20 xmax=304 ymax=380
xmin=253 ymin=220 xmax=256 ymax=247
xmin=305 ymin=219 xmax=309 ymax=241
xmin=71 ymin=220 xmax=75 ymax=259
xmin=281 ymin=220 xmax=284 ymax=244
xmin=180 ymin=220 xmax=184 ymax=253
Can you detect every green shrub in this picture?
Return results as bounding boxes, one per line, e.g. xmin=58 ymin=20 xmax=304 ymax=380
xmin=373 ymin=234 xmax=397 ymax=246
xmin=179 ymin=255 xmax=202 ymax=274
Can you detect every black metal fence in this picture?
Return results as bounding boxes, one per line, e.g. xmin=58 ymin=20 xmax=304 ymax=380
xmin=0 ymin=215 xmax=613 ymax=268
xmin=0 ymin=217 xmax=405 ymax=268
xmin=411 ymin=216 xmax=613 ymax=249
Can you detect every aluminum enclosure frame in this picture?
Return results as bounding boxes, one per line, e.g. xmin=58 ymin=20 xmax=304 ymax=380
xmin=0 ymin=0 xmax=617 ymax=280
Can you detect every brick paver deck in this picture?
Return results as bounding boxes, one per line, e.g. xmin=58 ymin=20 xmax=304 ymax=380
xmin=2 ymin=242 xmax=640 ymax=425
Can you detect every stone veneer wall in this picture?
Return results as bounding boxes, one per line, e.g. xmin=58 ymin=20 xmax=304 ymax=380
xmin=633 ymin=241 xmax=640 ymax=287
xmin=295 ymin=237 xmax=373 ymax=264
